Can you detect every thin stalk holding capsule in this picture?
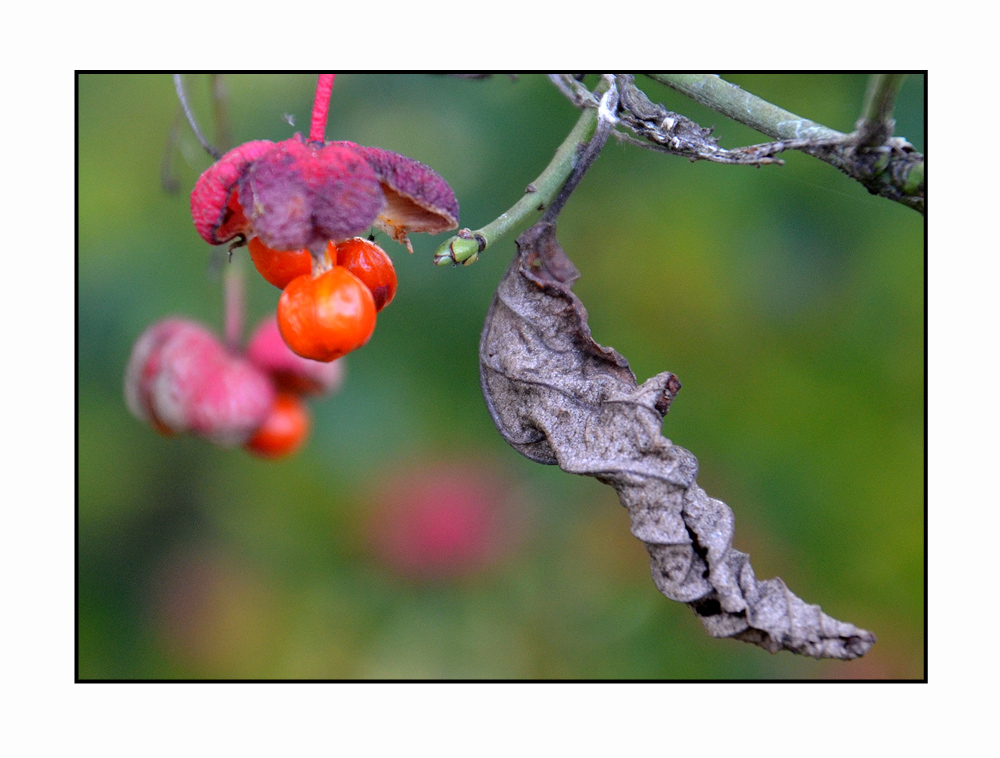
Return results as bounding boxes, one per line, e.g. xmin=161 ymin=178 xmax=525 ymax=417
xmin=309 ymin=74 xmax=336 ymax=143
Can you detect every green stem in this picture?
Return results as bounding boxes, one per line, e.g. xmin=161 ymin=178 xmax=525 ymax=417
xmin=433 ymin=105 xmax=599 ymax=266
xmin=646 ymin=73 xmax=843 ymax=141
xmin=649 ymin=73 xmax=924 ymax=215
xmin=856 ymin=73 xmax=906 ymax=147
xmin=860 ymin=73 xmax=906 ymax=124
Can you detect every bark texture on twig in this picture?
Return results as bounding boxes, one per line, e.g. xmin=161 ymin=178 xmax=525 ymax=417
xmin=550 ymin=74 xmax=798 ymax=166
xmin=645 ymin=73 xmax=924 ymax=214
xmin=551 ymin=74 xmax=924 ymax=214
xmin=480 ymin=221 xmax=876 ymax=660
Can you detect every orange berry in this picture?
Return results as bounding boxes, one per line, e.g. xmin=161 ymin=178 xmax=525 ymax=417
xmin=244 ymin=393 xmax=310 ymax=458
xmin=336 ymin=237 xmax=397 ymax=311
xmin=247 ymin=237 xmax=314 ymax=289
xmin=277 ymin=267 xmax=377 ymax=362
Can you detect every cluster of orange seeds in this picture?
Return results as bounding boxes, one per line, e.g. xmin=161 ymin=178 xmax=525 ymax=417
xmin=248 ymin=236 xmax=397 ymax=363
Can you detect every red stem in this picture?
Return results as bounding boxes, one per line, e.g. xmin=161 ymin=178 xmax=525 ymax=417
xmin=309 ymin=74 xmax=336 ymax=143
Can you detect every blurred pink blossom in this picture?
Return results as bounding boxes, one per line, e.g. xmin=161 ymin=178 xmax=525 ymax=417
xmin=367 ymin=462 xmax=526 ymax=582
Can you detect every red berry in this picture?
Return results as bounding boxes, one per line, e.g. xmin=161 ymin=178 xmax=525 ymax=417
xmin=336 ymin=237 xmax=397 ymax=311
xmin=247 ymin=237 xmax=313 ymax=289
xmin=277 ymin=268 xmax=376 ymax=362
xmin=244 ymin=393 xmax=310 ymax=458
xmin=245 ymin=316 xmax=344 ymax=396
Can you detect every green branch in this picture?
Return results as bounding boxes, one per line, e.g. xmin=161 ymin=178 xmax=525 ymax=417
xmin=856 ymin=73 xmax=906 ymax=147
xmin=647 ymin=73 xmax=842 ymax=142
xmin=433 ymin=105 xmax=599 ymax=266
xmin=647 ymin=73 xmax=924 ymax=214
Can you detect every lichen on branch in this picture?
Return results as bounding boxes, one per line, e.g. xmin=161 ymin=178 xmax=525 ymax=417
xmin=479 ymin=221 xmax=877 ymax=660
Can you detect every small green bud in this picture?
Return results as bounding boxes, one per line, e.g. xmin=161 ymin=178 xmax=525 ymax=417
xmin=433 ymin=234 xmax=485 ymax=266
xmin=902 ymin=161 xmax=924 ymax=196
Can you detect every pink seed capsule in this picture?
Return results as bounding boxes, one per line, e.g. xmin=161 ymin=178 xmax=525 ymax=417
xmin=125 ymin=318 xmax=276 ymax=446
xmin=245 ymin=316 xmax=345 ymax=396
xmin=124 ymin=318 xmax=191 ymax=435
xmin=191 ymin=134 xmax=460 ymax=257
xmin=355 ymin=145 xmax=459 ymax=253
xmin=190 ymin=140 xmax=274 ymax=245
xmin=237 ymin=136 xmax=385 ymax=254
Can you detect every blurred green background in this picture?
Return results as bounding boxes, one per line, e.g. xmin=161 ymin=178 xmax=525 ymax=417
xmin=78 ymin=73 xmax=924 ymax=680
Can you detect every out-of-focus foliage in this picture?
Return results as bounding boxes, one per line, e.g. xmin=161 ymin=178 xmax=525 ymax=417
xmin=78 ymin=73 xmax=924 ymax=680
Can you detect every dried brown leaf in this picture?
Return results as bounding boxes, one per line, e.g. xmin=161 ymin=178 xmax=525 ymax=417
xmin=479 ymin=221 xmax=876 ymax=660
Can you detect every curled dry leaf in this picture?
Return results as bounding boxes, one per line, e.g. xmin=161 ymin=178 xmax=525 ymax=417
xmin=479 ymin=221 xmax=876 ymax=660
